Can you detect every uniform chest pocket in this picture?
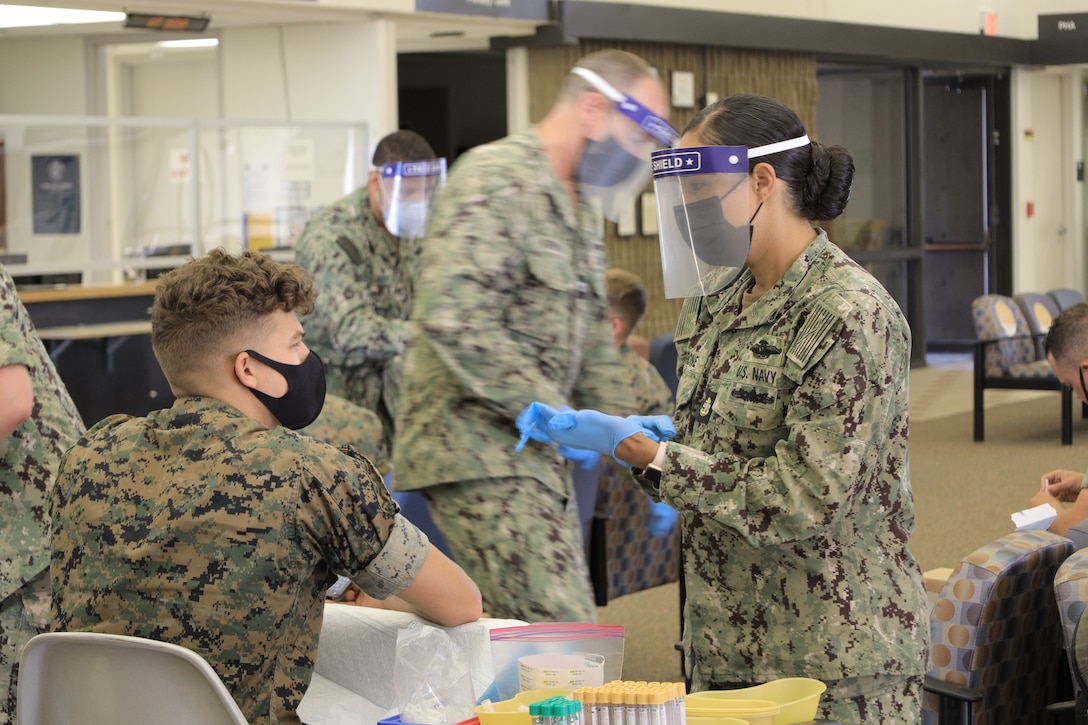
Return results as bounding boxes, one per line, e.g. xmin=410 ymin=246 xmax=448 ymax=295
xmin=504 ymin=248 xmax=581 ymax=376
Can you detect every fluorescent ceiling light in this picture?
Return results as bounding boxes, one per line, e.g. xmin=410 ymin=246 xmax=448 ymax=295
xmin=0 ymin=4 xmax=125 ymax=29
xmin=157 ymin=38 xmax=218 ymax=48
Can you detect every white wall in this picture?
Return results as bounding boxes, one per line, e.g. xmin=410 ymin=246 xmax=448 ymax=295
xmin=0 ymin=36 xmax=87 ymax=114
xmin=1011 ymin=66 xmax=1088 ymax=297
xmin=220 ymin=21 xmax=396 ymax=142
xmin=554 ymin=0 xmax=1088 ymax=39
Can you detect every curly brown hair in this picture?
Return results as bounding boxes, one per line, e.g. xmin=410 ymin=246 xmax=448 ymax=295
xmin=151 ymin=248 xmax=315 ymax=388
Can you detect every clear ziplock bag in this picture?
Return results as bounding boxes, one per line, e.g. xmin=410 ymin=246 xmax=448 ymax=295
xmin=479 ymin=623 xmax=625 ymax=703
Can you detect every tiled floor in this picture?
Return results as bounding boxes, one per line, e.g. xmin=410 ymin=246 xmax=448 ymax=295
xmin=910 ymin=353 xmax=1051 ymax=423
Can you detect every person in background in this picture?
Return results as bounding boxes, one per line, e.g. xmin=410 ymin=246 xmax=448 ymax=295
xmin=295 ymin=130 xmax=446 ymax=459
xmin=518 ymin=94 xmax=928 ymax=724
xmin=49 ymin=249 xmax=480 ymax=724
xmin=0 ymin=264 xmax=85 ymax=723
xmin=1026 ymin=303 xmax=1088 ymax=546
xmin=605 ymin=268 xmax=674 ymax=418
xmin=394 ymin=49 xmax=676 ymax=623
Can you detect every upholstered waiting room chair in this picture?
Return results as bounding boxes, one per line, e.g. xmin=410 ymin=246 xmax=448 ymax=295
xmin=971 ymin=294 xmax=1074 ymax=445
xmin=1014 ymin=292 xmax=1061 ymax=360
xmin=1049 ymin=289 xmax=1088 ymax=312
xmin=17 ymin=631 xmax=248 ymax=725
xmin=588 ymin=460 xmax=680 ymax=605
xmin=1046 ymin=548 xmax=1088 ymax=723
xmin=924 ymin=530 xmax=1074 ymax=725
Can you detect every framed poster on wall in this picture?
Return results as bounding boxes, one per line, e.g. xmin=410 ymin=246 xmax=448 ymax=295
xmin=32 ymin=154 xmax=80 ymax=235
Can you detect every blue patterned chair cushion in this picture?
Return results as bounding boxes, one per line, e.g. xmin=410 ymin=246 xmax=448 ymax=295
xmin=591 ymin=461 xmax=679 ymax=603
xmin=971 ymin=294 xmax=1038 ymax=378
xmin=925 ymin=530 xmax=1073 ymax=724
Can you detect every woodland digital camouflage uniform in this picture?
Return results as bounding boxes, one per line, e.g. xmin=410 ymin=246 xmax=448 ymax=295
xmin=295 ymin=186 xmax=424 ymax=457
xmin=50 ymin=396 xmax=427 ymax=724
xmin=0 ymin=266 xmax=84 ymax=722
xmin=394 ymin=130 xmax=636 ymax=623
xmin=641 ymin=232 xmax=928 ymax=724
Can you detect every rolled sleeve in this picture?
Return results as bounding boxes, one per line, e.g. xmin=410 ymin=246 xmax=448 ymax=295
xmin=354 ymin=513 xmax=429 ymax=599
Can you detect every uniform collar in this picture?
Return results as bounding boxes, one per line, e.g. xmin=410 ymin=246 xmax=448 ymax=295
xmin=710 ymin=229 xmax=833 ymax=323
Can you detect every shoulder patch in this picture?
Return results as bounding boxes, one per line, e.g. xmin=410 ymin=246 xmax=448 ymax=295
xmin=787 ymin=300 xmax=843 ymax=369
xmin=674 ymin=295 xmax=703 ymax=342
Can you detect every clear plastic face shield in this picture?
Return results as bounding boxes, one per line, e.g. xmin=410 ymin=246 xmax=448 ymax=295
xmin=571 ymin=67 xmax=678 ymax=222
xmin=650 ymin=135 xmax=810 ymax=298
xmin=376 ymin=158 xmax=447 ymax=238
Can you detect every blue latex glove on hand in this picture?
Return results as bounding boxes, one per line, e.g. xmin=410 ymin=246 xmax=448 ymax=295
xmin=516 ymin=402 xmax=675 ymax=463
xmin=647 ymin=500 xmax=679 ymax=538
xmin=623 ymin=414 xmax=677 ymax=443
xmin=544 ymin=408 xmax=647 ymax=459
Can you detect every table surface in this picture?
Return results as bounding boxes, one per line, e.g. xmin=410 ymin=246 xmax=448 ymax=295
xmin=35 ymin=320 xmax=152 ymax=340
xmin=17 ymin=280 xmax=158 ymax=304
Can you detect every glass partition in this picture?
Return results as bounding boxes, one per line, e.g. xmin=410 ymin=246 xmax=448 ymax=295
xmin=0 ymin=115 xmax=367 ymax=285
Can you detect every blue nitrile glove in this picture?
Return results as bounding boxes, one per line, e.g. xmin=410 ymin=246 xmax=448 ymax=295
xmin=559 ymin=445 xmax=601 ymax=470
xmin=515 ymin=401 xmax=564 ymax=452
xmin=625 ymin=414 xmax=677 ymax=443
xmin=647 ymin=500 xmax=679 ymax=537
xmin=545 ymin=408 xmax=645 ymax=459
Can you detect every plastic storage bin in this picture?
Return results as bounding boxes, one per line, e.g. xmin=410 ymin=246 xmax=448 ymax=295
xmin=687 ymin=678 xmax=827 ymax=725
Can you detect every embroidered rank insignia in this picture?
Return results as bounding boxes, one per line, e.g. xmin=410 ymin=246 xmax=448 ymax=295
xmin=695 ymin=390 xmax=717 ymax=424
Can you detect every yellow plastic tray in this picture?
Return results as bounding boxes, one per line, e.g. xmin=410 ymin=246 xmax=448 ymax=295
xmin=686 ymin=698 xmax=779 ymax=725
xmin=688 ymin=678 xmax=827 ymax=725
xmin=474 ymin=688 xmax=573 ymax=725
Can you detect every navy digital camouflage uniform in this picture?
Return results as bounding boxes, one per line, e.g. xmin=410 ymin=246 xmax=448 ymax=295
xmin=50 ymin=396 xmax=428 ymax=724
xmin=0 ymin=266 xmax=84 ymax=722
xmin=300 ymin=393 xmax=388 ymax=474
xmin=295 ymin=187 xmax=423 ymax=457
xmin=394 ymin=130 xmax=636 ymax=623
xmin=641 ymin=232 xmax=928 ymax=724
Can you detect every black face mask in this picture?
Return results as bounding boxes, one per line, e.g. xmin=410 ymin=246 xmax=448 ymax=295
xmin=245 ymin=348 xmax=326 ymax=430
xmin=672 ymin=193 xmax=756 ymax=268
xmin=576 ymin=135 xmax=642 ymax=188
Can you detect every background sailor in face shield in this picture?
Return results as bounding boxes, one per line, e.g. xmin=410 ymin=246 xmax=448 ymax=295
xmin=294 ymin=130 xmax=445 ymax=462
xmin=393 ymin=49 xmax=675 ymax=623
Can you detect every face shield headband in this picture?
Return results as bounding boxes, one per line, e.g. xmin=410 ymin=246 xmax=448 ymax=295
xmin=570 ymin=66 xmax=679 ymax=147
xmin=650 ymin=134 xmax=810 ymax=298
xmin=378 ymin=158 xmax=447 ymax=238
xmin=570 ymin=67 xmax=678 ymax=223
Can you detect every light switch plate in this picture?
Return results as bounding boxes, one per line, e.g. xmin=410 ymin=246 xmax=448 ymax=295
xmin=671 ymin=70 xmax=695 ymax=109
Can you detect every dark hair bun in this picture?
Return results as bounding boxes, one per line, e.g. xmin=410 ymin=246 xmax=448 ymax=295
xmin=800 ymin=142 xmax=854 ymax=221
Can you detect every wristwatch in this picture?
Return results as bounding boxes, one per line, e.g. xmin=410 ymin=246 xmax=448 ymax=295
xmin=632 ymin=441 xmax=667 ymax=486
xmin=633 ymin=463 xmax=663 ymax=486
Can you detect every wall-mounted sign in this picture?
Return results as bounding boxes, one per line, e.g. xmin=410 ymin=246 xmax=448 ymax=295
xmin=32 ymin=155 xmax=80 ymax=235
xmin=415 ymin=0 xmax=549 ymax=21
xmin=123 ymin=12 xmax=210 ymax=32
xmin=1038 ymin=13 xmax=1088 ymax=41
